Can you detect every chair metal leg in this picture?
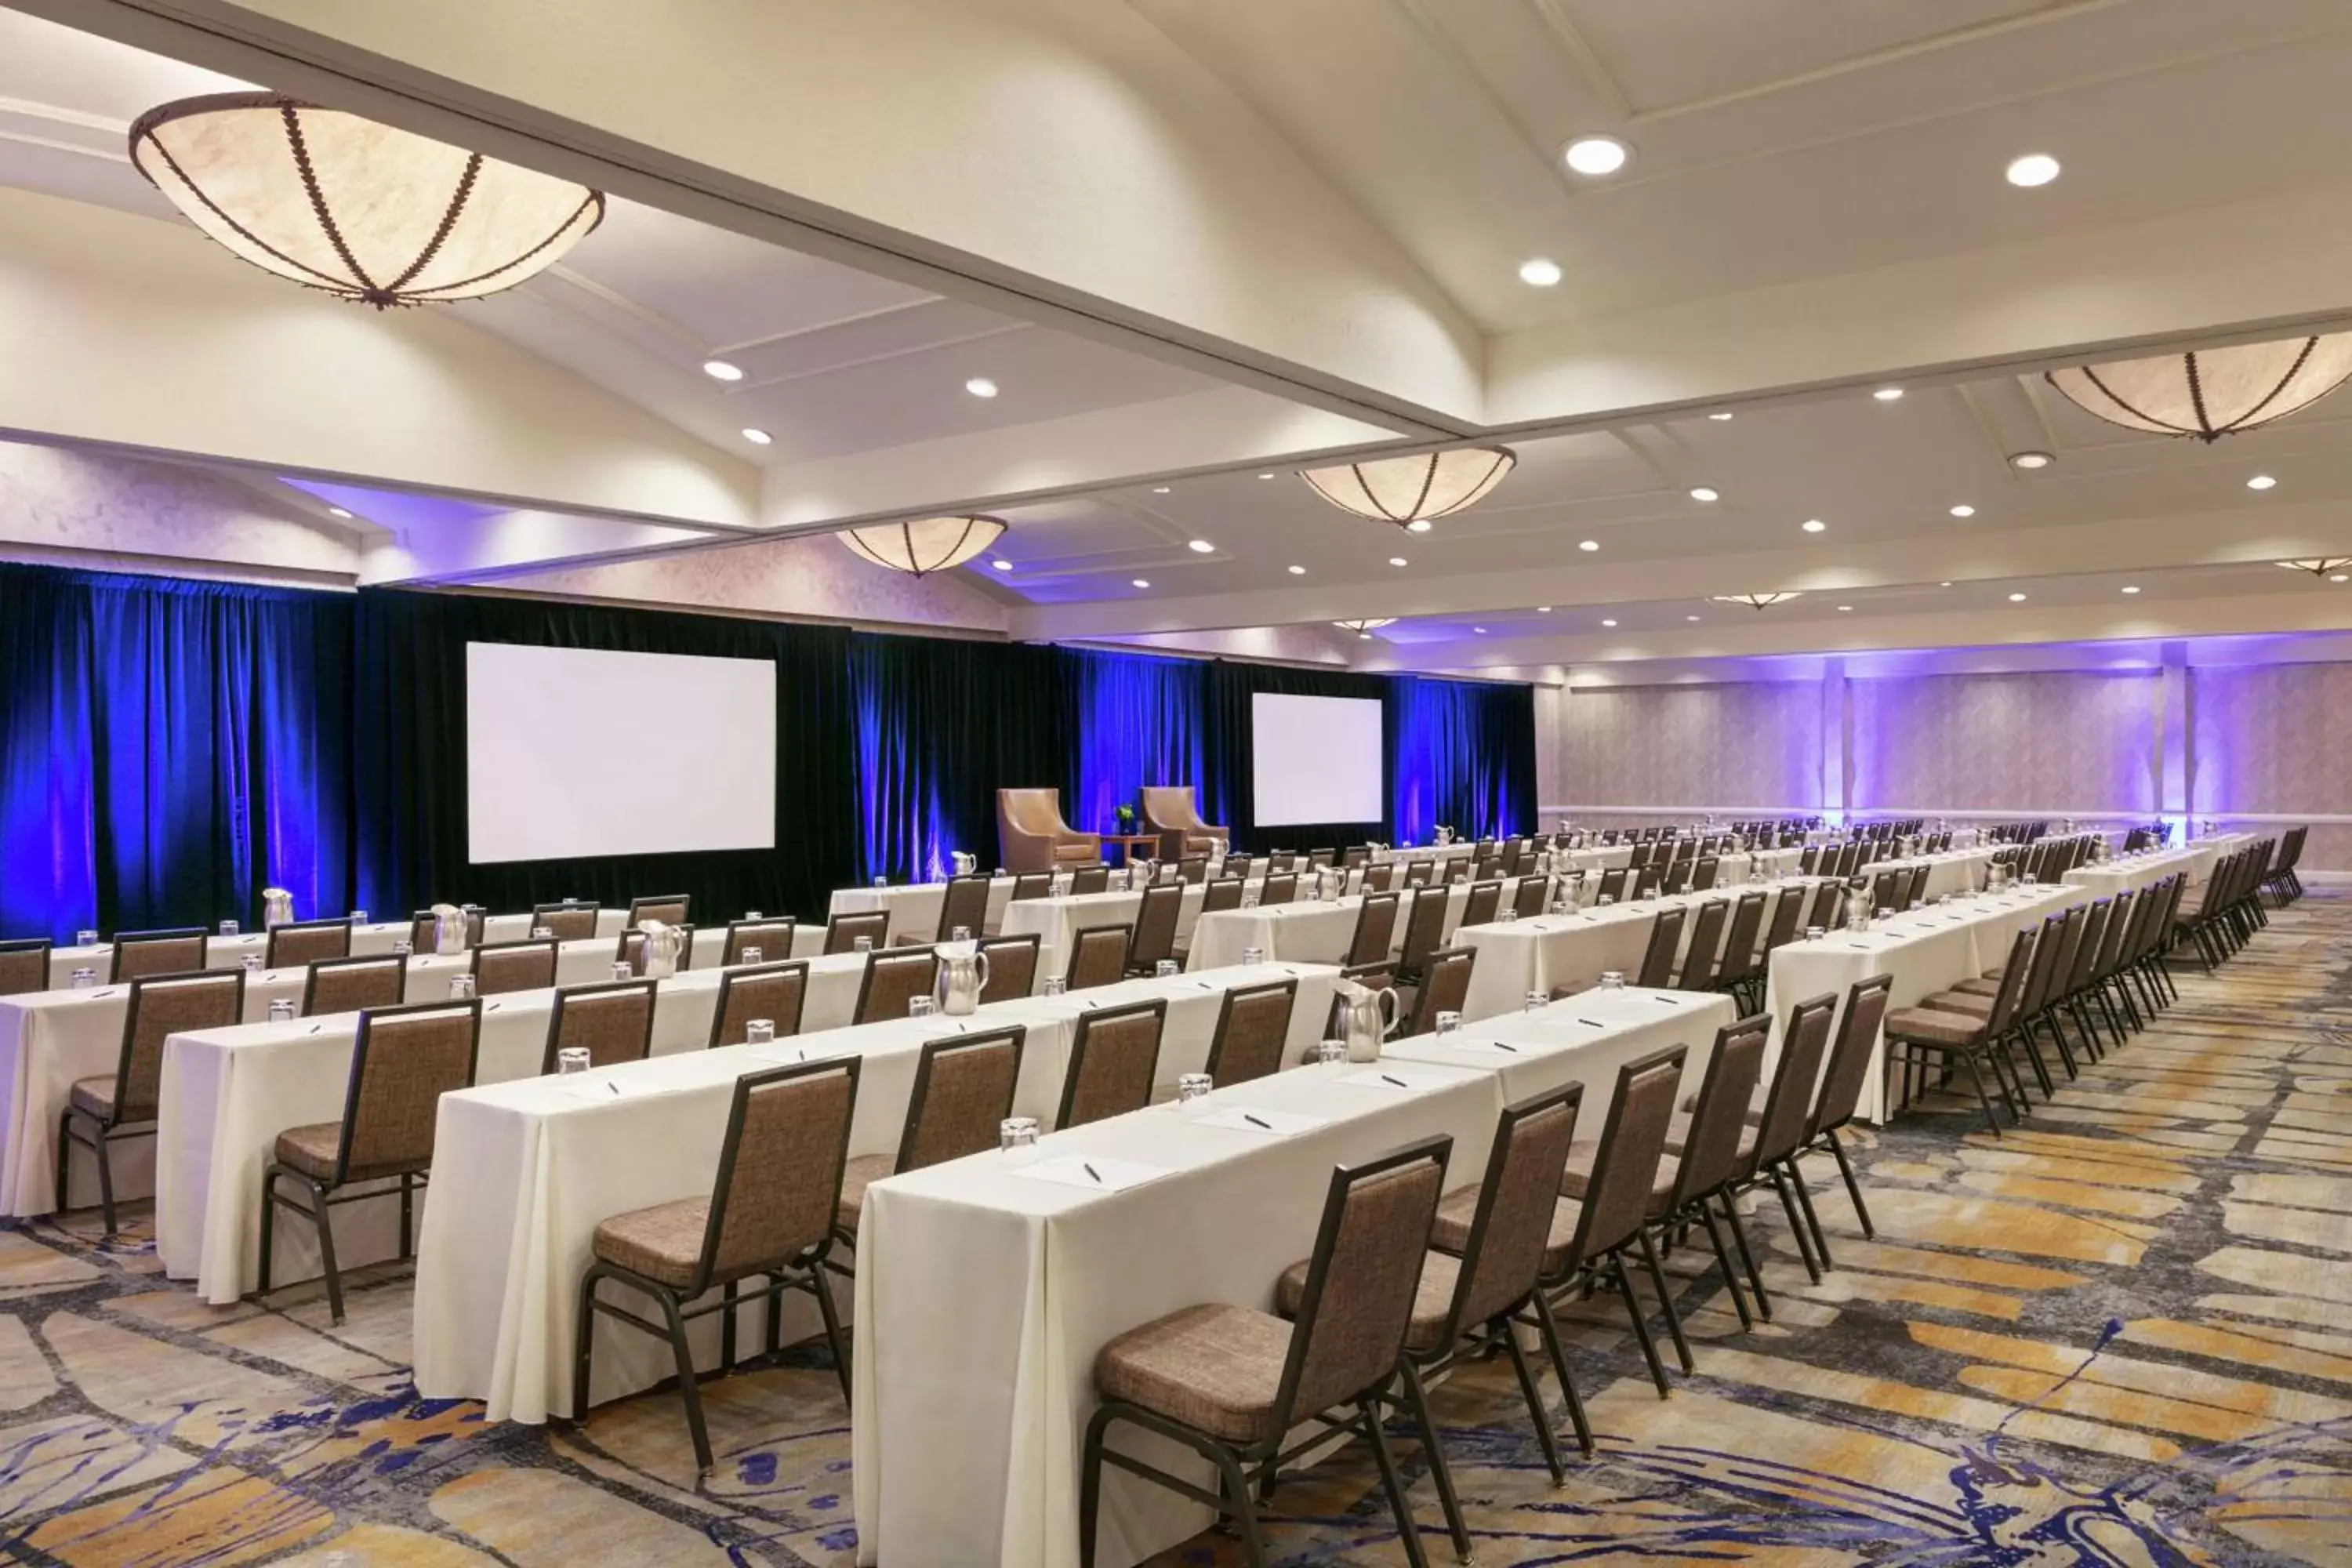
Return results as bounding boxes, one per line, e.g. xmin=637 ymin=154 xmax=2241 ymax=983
xmin=1360 ymin=1386 xmax=1432 ymax=1568
xmin=574 ymin=1269 xmax=603 ymax=1421
xmin=1635 ymin=1226 xmax=1694 ymax=1374
xmin=1783 ymin=1160 xmax=1835 ymax=1270
xmin=399 ymin=1173 xmax=415 ymax=1260
xmin=655 ymin=1286 xmax=712 ymax=1471
xmin=809 ymin=1259 xmax=854 ymax=1406
xmin=1399 ymin=1358 xmax=1474 ymax=1557
xmin=1769 ymin=1165 xmax=1824 ymax=1282
xmin=93 ymin=1126 xmax=117 ymax=1236
xmin=1079 ymin=1408 xmax=1106 ymax=1568
xmin=1955 ymin=1048 xmax=2005 ymax=1138
xmin=1716 ymin=1191 xmax=1772 ymax=1319
xmin=54 ymin=1112 xmax=72 ymax=1217
xmin=1695 ymin=1201 xmax=1751 ymax=1330
xmin=1608 ymin=1253 xmax=1672 ymax=1397
xmin=305 ymin=1175 xmax=344 ymax=1324
xmin=1531 ymin=1291 xmax=1595 ymax=1456
xmin=1823 ymin=1131 xmax=1874 ymax=1239
xmin=256 ymin=1169 xmax=278 ymax=1294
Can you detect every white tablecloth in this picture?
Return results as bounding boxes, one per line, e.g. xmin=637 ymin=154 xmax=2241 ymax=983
xmin=154 ymin=951 xmax=877 ymax=1305
xmin=1762 ymin=884 xmax=2089 ymax=1124
xmin=1002 ymin=886 xmax=1209 ymax=979
xmin=851 ymin=981 xmax=1731 ymax=1568
xmin=1182 ymin=880 xmax=1524 ymax=972
xmin=1452 ymin=881 xmax=1817 ymax=1019
xmin=409 ymin=962 xmax=1337 ymax=1425
xmin=829 ymin=877 xmax=1019 ymax=944
xmin=2063 ymin=847 xmax=2206 ymax=898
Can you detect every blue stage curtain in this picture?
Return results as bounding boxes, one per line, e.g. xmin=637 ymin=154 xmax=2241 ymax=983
xmin=0 ymin=563 xmax=351 ymax=940
xmin=1058 ymin=648 xmax=1210 ymax=840
xmin=1389 ymin=673 xmax=1537 ymax=845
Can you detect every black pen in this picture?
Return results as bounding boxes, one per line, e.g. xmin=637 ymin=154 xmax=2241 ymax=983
xmin=1381 ymin=1073 xmax=1407 ymax=1087
xmin=606 ymin=1080 xmax=621 ymax=1097
xmin=1243 ymin=1112 xmax=1272 ymax=1130
xmin=1083 ymin=1162 xmax=1102 ymax=1183
xmin=307 ymin=1024 xmax=323 ymax=1035
xmin=1576 ymin=1018 xmax=1604 ymax=1028
xmin=1489 ymin=1041 xmax=1519 ymax=1054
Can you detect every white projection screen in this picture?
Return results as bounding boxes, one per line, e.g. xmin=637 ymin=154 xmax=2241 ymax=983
xmin=1250 ymin=692 xmax=1384 ymax=826
xmin=466 ymin=643 xmax=777 ymax=863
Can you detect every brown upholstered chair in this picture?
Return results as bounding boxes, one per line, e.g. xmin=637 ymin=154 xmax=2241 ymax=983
xmin=266 ymin=919 xmax=351 ymax=971
xmin=1345 ymin=891 xmax=1402 ymax=969
xmin=109 ymin=927 xmax=205 ymax=983
xmin=1405 ymin=947 xmax=1476 ymax=1036
xmin=0 ymin=938 xmax=51 ymax=997
xmin=1009 ymin=872 xmax=1054 ymax=903
xmin=1362 ymin=861 xmax=1399 ymax=894
xmin=1715 ymin=990 xmax=1842 ymax=1291
xmin=532 ymin=902 xmax=601 ymax=942
xmin=723 ymin=918 xmax=797 ymax=967
xmin=258 ymin=998 xmax=481 ymax=1322
xmin=541 ymin=979 xmax=659 ymax=1073
xmin=303 ymin=955 xmax=407 ymax=1016
xmin=1203 ymin=979 xmax=1297 ymax=1087
xmin=60 ymin=967 xmax=243 ymax=1232
xmin=628 ymin=895 xmax=691 ymax=929
xmin=1512 ymin=875 xmax=1551 ymax=920
xmin=1063 ymin=924 xmax=1131 ymax=991
xmin=853 ymin=947 xmax=940 ymax=1024
xmin=1067 ymin=864 xmax=1112 ymax=896
xmin=996 ymin=788 xmax=1100 ymax=873
xmin=1635 ymin=907 xmax=1688 ymax=989
xmin=1055 ymin=998 xmax=1167 ymax=1128
xmin=1082 ymin=1136 xmax=1451 ymax=1566
xmin=709 ymin=960 xmax=811 ymax=1047
xmin=471 ymin=940 xmax=557 ymax=996
xmin=976 ymin=933 xmax=1041 ymax=1003
xmin=1258 ymin=873 xmax=1298 ymax=906
xmin=1200 ymin=877 xmax=1245 ymax=916
xmin=830 ymin=1026 xmax=1026 ymax=1270
xmin=825 ymin=911 xmax=890 ymax=956
xmin=1675 ymin=899 xmax=1732 ymax=991
xmin=935 ymin=874 xmax=993 ymax=942
xmin=1886 ymin=925 xmax=2038 ymax=1137
xmin=577 ymin=1055 xmax=860 ymax=1467
xmin=1174 ymin=855 xmax=1210 ymax=886
xmin=1140 ymin=784 xmax=1228 ymax=862
xmin=1127 ymin=884 xmax=1186 ymax=976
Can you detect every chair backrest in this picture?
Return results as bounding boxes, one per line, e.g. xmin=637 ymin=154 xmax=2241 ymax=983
xmin=1204 ymin=979 xmax=1297 ymax=1086
xmin=855 ymin=946 xmax=941 ymax=1024
xmin=532 ymin=903 xmax=601 ymax=942
xmin=1676 ymin=899 xmax=1732 ymax=989
xmin=1628 ymin=842 xmax=1654 ymax=869
xmin=1806 ymin=880 xmax=1845 ymax=931
xmin=1461 ymin=880 xmax=1503 ymax=929
xmin=1690 ymin=855 xmax=1720 ymax=892
xmin=1981 ymin=925 xmax=2042 ymax=1034
xmin=1443 ymin=1084 xmax=1582 ymax=1334
xmin=1009 ymin=871 xmax=1054 ymax=902
xmin=543 ymin=978 xmax=658 ymax=1073
xmin=2027 ymin=909 xmax=2084 ymax=1014
xmin=936 ymin=874 xmax=993 ymax=942
xmin=895 ymin=1025 xmax=1026 ymax=1172
xmin=724 ymin=918 xmax=797 ymax=967
xmin=1273 ymin=1136 xmax=1451 ymax=1428
xmin=1512 ymin=875 xmax=1550 ymax=919
xmin=975 ymin=933 xmax=1041 ymax=1003
xmin=1202 ymin=877 xmax=1245 ymax=914
xmin=1345 ymin=891 xmax=1402 ymax=968
xmin=709 ymin=960 xmax=810 ymax=1047
xmin=1634 ymin=865 xmax=1664 ymax=898
xmin=410 ymin=907 xmax=484 ymax=954
xmin=826 ymin=910 xmax=890 ymax=955
xmin=1059 ymin=924 xmax=1127 ymax=990
xmin=303 ymin=954 xmax=406 ymax=1017
xmin=0 ymin=938 xmax=51 ymax=998
xmin=332 ymin=999 xmax=481 ymax=1181
xmin=1721 ymin=890 xmax=1770 ymax=971
xmin=1798 ymin=844 xmax=1821 ymax=875
xmin=1869 ymin=869 xmax=1900 ymax=916
xmin=1635 ymin=906 xmax=1688 ymax=989
xmin=1308 ymin=848 xmax=1337 ymax=870
xmin=1397 ymin=887 xmax=1452 ymax=977
xmin=265 ymin=919 xmax=350 ymax=970
xmin=1260 ymin=872 xmax=1298 ymax=905
xmin=112 ymin=969 xmax=244 ymax=1123
xmin=695 ymin=1055 xmax=860 ymax=1289
xmin=619 ymin=924 xmax=697 ymax=976
xmin=111 ymin=927 xmax=206 ymax=983
xmin=472 ymin=940 xmax=557 ymax=996
xmin=1407 ymin=947 xmax=1477 ymax=1036
xmin=1595 ymin=866 xmax=1629 ymax=902
xmin=1667 ymin=1014 xmax=1771 ymax=1206
xmin=1565 ymin=1044 xmax=1688 ymax=1261
xmin=1751 ymin=993 xmax=1838 ymax=1167
xmin=1811 ymin=972 xmax=1895 ymax=1137
xmin=1129 ymin=884 xmax=1187 ymax=970
xmin=1343 ymin=845 xmax=1371 ymax=870
xmin=1361 ymin=861 xmax=1399 ymax=894
xmin=1176 ymin=855 xmax=1210 ymax=885
xmin=1068 ymin=865 xmax=1112 ymax=896
xmin=1903 ymin=863 xmax=1933 ymax=909
xmin=1224 ymin=854 xmax=1256 ymax=882
xmin=1056 ymin=998 xmax=1167 ymax=1127
xmin=1402 ymin=858 xmax=1436 ymax=889
xmin=2061 ymin=898 xmax=2111 ymax=995
xmin=628 ymin=895 xmax=691 ymax=929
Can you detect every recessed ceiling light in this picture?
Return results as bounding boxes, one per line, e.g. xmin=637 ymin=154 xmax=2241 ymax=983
xmin=1152 ymin=486 xmax=1171 ymax=495
xmin=701 ymin=358 xmax=744 ymax=382
xmin=325 ymin=506 xmax=353 ymax=519
xmin=964 ymin=376 xmax=999 ymax=398
xmin=1563 ymin=135 xmax=1632 ymax=176
xmin=1949 ymin=504 xmax=1976 ymax=518
xmin=1578 ymin=539 xmax=1599 ymax=552
xmin=1708 ymin=412 xmax=1735 ymax=421
xmin=1187 ymin=539 xmax=1214 ymax=554
xmin=1537 ymin=605 xmax=1553 ymax=613
xmin=1519 ymin=258 xmax=1563 ymax=287
xmin=1872 ymin=387 xmax=1904 ymax=401
xmin=1287 ymin=564 xmax=1305 ymax=575
xmin=2248 ymin=474 xmax=2278 ymax=490
xmin=2122 ymin=585 xmax=2141 ymax=594
xmin=1940 ymin=581 xmax=1953 ymax=588
xmin=2009 ymin=592 xmax=2028 ymax=602
xmin=991 ymin=559 xmax=1013 ymax=572
xmin=1689 ymin=486 xmax=1719 ymax=503
xmin=1357 ymin=632 xmax=1373 ymax=641
xmin=1473 ymin=626 xmax=1489 ymax=635
xmin=2335 ymin=574 xmax=2350 ymax=583
xmin=2009 ymin=450 xmax=2053 ymax=470
xmin=1258 ymin=472 xmax=1275 ymax=480
xmin=1602 ymin=618 xmax=1618 ymax=627
xmin=1838 ymin=604 xmax=1853 ymax=612
xmin=1389 ymin=557 xmax=1408 ymax=567
xmin=740 ymin=427 xmax=772 ymax=445
xmin=2006 ymin=153 xmax=2061 ymax=188
xmin=1686 ymin=614 xmax=1701 ymax=622
xmin=1802 ymin=519 xmax=1827 ymax=533
xmin=1405 ymin=519 xmax=1433 ymax=533
xmin=1131 ymin=578 xmax=1151 ymax=589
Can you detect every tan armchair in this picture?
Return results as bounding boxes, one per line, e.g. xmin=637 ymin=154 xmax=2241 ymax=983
xmin=1140 ymin=785 xmax=1228 ymax=862
xmin=997 ymin=788 xmax=1101 ymax=873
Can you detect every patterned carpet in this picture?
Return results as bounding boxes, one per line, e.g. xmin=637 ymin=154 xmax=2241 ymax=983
xmin=5 ymin=893 xmax=2352 ymax=1565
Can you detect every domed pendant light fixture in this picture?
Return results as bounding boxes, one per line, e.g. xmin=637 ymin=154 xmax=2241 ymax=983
xmin=2278 ymin=558 xmax=2352 ymax=579
xmin=1332 ymin=618 xmax=1399 ymax=639
xmin=1300 ymin=448 xmax=1515 ymax=528
xmin=839 ymin=515 xmax=1007 ymax=576
xmin=2045 ymin=334 xmax=2352 ymax=441
xmin=129 ymin=93 xmax=603 ymax=308
xmin=1711 ymin=592 xmax=1802 ymax=610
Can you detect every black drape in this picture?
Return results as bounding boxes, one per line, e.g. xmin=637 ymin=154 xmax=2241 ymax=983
xmin=1202 ymin=657 xmax=1394 ymax=851
xmin=350 ymin=588 xmax=856 ymax=922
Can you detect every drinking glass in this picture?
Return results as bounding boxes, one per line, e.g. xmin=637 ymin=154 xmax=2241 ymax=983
xmin=71 ymin=967 xmax=96 ymax=989
xmin=853 ymin=935 xmax=874 ymax=953
xmin=1044 ymin=976 xmax=1068 ymax=997
xmin=909 ymin=995 xmax=938 ymax=1017
xmin=1599 ymin=971 xmax=1626 ymax=989
xmin=532 ymin=926 xmax=553 ymax=940
xmin=745 ymin=910 xmax=763 ymax=920
xmin=349 ymin=909 xmax=368 ymax=924
xmin=873 ymin=875 xmax=889 ymax=888
xmin=611 ymin=962 xmax=633 ymax=982
xmin=1435 ymin=1011 xmax=1462 ymax=1034
xmin=1176 ymin=1073 xmax=1214 ymax=1109
xmin=448 ymin=975 xmax=475 ymax=1000
xmin=74 ymin=929 xmax=98 ymax=948
xmin=746 ymin=1019 xmax=775 ymax=1044
xmin=1241 ymin=946 xmax=1266 ymax=966
xmin=740 ymin=946 xmax=764 ymax=965
xmin=557 ymin=1047 xmax=591 ymax=1075
xmin=392 ymin=939 xmax=413 ymax=957
xmin=999 ymin=1117 xmax=1041 ymax=1166
xmin=1156 ymin=960 xmax=1180 ymax=978
xmin=1523 ymin=989 xmax=1545 ymax=1012
xmin=951 ymin=926 xmax=972 ymax=943
xmin=269 ymin=999 xmax=296 ymax=1022
xmin=1315 ymin=1039 xmax=1348 ymax=1064
xmin=241 ymin=953 xmax=263 ymax=972
xmin=1806 ymin=926 xmax=1825 ymax=941
xmin=1241 ymin=891 xmax=1259 ymax=909
xmin=220 ymin=920 xmax=239 ymax=936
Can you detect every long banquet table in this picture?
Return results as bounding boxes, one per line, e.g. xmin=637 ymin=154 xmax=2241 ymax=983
xmin=851 ymin=981 xmax=1734 ymax=1568
xmin=2063 ymin=844 xmax=2212 ymax=898
xmin=408 ymin=960 xmax=1339 ymax=1426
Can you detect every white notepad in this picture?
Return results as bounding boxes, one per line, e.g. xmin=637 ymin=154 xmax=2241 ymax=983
xmin=747 ymin=1040 xmax=853 ymax=1065
xmin=1008 ymin=1156 xmax=1172 ymax=1193
xmin=1195 ymin=1106 xmax=1327 ymax=1138
xmin=558 ymin=1076 xmax=659 ymax=1103
xmin=1336 ymin=1067 xmax=1457 ymax=1092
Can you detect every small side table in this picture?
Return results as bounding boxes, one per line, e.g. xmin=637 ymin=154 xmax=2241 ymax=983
xmin=1100 ymin=833 xmax=1159 ymax=866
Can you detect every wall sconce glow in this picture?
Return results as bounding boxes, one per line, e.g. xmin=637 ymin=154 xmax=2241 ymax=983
xmin=740 ymin=427 xmax=772 ymax=445
xmin=1518 ymin=258 xmax=1562 ymax=287
xmin=964 ymin=377 xmax=999 ymax=398
xmin=1388 ymin=556 xmax=1409 ymax=567
xmin=702 ymin=359 xmax=744 ymax=382
xmin=2005 ymin=153 xmax=2061 ymax=187
xmin=2121 ymin=585 xmax=2141 ymax=594
xmin=1685 ymin=614 xmax=1701 ymax=622
xmin=1601 ymin=618 xmax=1618 ymax=627
xmin=1563 ymin=135 xmax=1632 ymax=176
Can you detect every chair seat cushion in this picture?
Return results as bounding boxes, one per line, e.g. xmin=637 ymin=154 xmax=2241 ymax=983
xmin=1883 ymin=1007 xmax=1983 ymax=1047
xmin=273 ymin=1121 xmax=420 ymax=1184
xmin=1559 ymin=1138 xmax=1679 ymax=1217
xmin=1662 ymin=1109 xmax=1758 ymax=1171
xmin=1950 ymin=976 xmax=2002 ymax=996
xmin=1094 ymin=1301 xmax=1294 ymax=1442
xmin=593 ymin=1196 xmax=710 ymax=1289
xmin=1276 ymin=1250 xmax=1460 ymax=1353
xmin=1921 ymin=989 xmax=1996 ymax=1017
xmin=67 ymin=1076 xmax=117 ymax=1121
xmin=1428 ymin=1183 xmax=1584 ymax=1276
xmin=834 ymin=1152 xmax=895 ymax=1235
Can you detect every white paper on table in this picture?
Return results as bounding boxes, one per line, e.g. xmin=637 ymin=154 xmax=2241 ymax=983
xmin=748 ymin=1041 xmax=854 ymax=1065
xmin=1194 ymin=1107 xmax=1327 ymax=1138
xmin=1443 ymin=1037 xmax=1535 ymax=1056
xmin=1008 ymin=1155 xmax=1172 ymax=1193
xmin=557 ymin=1076 xmax=661 ymax=1103
xmin=1336 ymin=1066 xmax=1458 ymax=1092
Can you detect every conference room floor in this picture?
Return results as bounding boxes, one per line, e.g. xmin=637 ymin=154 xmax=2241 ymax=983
xmin=0 ymin=893 xmax=2342 ymax=1567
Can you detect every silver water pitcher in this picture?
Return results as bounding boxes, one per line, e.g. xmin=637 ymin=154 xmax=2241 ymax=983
xmin=935 ymin=941 xmax=993 ymax=1016
xmin=430 ymin=902 xmax=470 ymax=956
xmin=1330 ymin=977 xmax=1400 ymax=1063
xmin=636 ymin=920 xmax=689 ymax=979
xmin=951 ymin=850 xmax=978 ymax=877
xmin=262 ymin=887 xmax=296 ymax=927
